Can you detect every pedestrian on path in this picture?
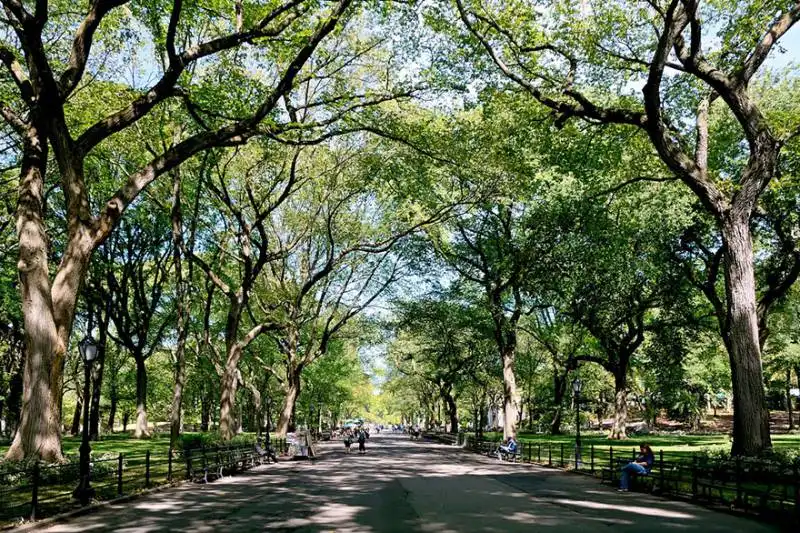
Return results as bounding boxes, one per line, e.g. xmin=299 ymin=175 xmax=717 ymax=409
xmin=344 ymin=430 xmax=353 ymax=454
xmin=357 ymin=427 xmax=367 ymax=454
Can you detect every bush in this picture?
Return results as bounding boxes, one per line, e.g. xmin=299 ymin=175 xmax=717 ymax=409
xmin=177 ymin=432 xmax=256 ymax=450
xmin=0 ymin=453 xmax=119 ymax=487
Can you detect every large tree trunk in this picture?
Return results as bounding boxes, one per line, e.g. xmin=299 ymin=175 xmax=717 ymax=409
xmin=276 ymin=368 xmax=301 ymax=437
xmin=201 ymin=390 xmax=211 ymax=432
xmin=89 ymin=318 xmax=108 ymax=441
xmin=609 ymin=371 xmax=628 ymax=440
xmin=70 ymin=398 xmax=82 ymax=436
xmin=219 ymin=344 xmax=243 ymax=441
xmin=550 ymin=369 xmax=568 ymax=435
xmin=106 ymin=383 xmax=117 ymax=433
xmin=441 ymin=388 xmax=458 ymax=434
xmin=169 ymin=170 xmax=189 ymax=449
xmin=501 ymin=346 xmax=519 ymax=439
xmin=787 ymin=369 xmax=795 ymax=431
xmin=134 ymin=356 xmax=150 ymax=438
xmin=5 ymin=132 xmax=65 ymax=462
xmin=721 ymin=218 xmax=772 ymax=456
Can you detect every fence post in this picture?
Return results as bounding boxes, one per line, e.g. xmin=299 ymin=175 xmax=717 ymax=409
xmin=793 ymin=460 xmax=799 ymax=523
xmin=526 ymin=442 xmax=531 ymax=463
xmin=609 ymin=447 xmax=614 ymax=482
xmin=117 ymin=453 xmax=123 ymax=496
xmin=168 ymin=448 xmax=173 ymax=482
xmin=591 ymin=445 xmax=595 ymax=474
xmin=145 ymin=450 xmax=151 ymax=488
xmin=537 ymin=443 xmax=541 ymax=463
xmin=691 ymin=455 xmax=698 ymax=500
xmin=560 ymin=443 xmax=564 ymax=467
xmin=735 ymin=456 xmax=742 ymax=508
xmin=31 ymin=461 xmax=40 ymax=520
xmin=548 ymin=443 xmax=552 ymax=466
xmin=659 ymin=450 xmax=664 ymax=492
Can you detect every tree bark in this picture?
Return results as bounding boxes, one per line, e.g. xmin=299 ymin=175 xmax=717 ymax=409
xmin=201 ymin=388 xmax=211 ymax=432
xmin=134 ymin=356 xmax=150 ymax=438
xmin=89 ymin=313 xmax=109 ymax=440
xmin=609 ymin=371 xmax=628 ymax=440
xmin=106 ymin=383 xmax=117 ymax=433
xmin=550 ymin=369 xmax=568 ymax=435
xmin=441 ymin=388 xmax=458 ymax=434
xmin=501 ymin=346 xmax=519 ymax=439
xmin=787 ymin=369 xmax=794 ymax=431
xmin=276 ymin=367 xmax=301 ymax=437
xmin=70 ymin=398 xmax=82 ymax=436
xmin=5 ymin=127 xmax=66 ymax=462
xmin=721 ymin=217 xmax=771 ymax=455
xmin=219 ymin=345 xmax=243 ymax=440
xmin=169 ymin=169 xmax=190 ymax=449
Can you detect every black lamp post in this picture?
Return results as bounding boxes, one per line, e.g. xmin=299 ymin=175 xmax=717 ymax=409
xmin=74 ymin=335 xmax=98 ymax=505
xmin=573 ymin=378 xmax=583 ymax=468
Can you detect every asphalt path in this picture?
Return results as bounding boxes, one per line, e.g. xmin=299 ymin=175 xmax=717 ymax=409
xmin=28 ymin=432 xmax=779 ymax=532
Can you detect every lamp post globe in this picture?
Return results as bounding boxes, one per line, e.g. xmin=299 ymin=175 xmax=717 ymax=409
xmin=74 ymin=335 xmax=98 ymax=505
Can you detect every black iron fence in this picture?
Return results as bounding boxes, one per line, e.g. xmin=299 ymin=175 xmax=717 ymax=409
xmin=446 ymin=434 xmax=799 ymax=526
xmin=0 ymin=438 xmax=288 ymax=527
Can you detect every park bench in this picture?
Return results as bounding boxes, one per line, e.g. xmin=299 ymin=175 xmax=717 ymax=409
xmin=499 ymin=448 xmax=521 ymax=463
xmin=602 ymin=458 xmax=655 ymax=492
xmin=255 ymin=442 xmax=277 ymax=464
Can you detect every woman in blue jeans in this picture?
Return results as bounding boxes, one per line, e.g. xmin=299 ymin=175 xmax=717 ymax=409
xmin=618 ymin=443 xmax=654 ymax=492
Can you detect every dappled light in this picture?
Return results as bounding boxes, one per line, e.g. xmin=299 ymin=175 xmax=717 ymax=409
xmin=35 ymin=434 xmax=777 ymax=533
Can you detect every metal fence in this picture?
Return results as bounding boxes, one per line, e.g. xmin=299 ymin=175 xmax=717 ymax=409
xmin=449 ymin=434 xmax=799 ymax=526
xmin=0 ymin=438 xmax=288 ymax=527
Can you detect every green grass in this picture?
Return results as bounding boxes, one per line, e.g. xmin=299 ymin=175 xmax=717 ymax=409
xmin=0 ymin=432 xmax=267 ymax=460
xmin=483 ymin=431 xmax=800 ymax=455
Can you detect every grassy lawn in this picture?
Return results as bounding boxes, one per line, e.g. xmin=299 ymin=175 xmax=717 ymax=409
xmin=483 ymin=431 xmax=800 ymax=456
xmin=0 ymin=432 xmax=269 ymax=460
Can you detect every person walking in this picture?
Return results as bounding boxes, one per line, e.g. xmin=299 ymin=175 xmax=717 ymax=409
xmin=343 ymin=429 xmax=353 ymax=454
xmin=357 ymin=426 xmax=367 ymax=454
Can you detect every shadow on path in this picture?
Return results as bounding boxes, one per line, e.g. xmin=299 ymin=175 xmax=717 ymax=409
xmin=31 ymin=433 xmax=779 ymax=533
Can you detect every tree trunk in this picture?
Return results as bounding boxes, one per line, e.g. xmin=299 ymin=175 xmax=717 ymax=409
xmin=134 ymin=356 xmax=150 ymax=438
xmin=89 ymin=319 xmax=108 ymax=441
xmin=6 ymin=133 xmax=63 ymax=462
xmin=122 ymin=412 xmax=129 ymax=432
xmin=550 ymin=369 xmax=568 ymax=435
xmin=201 ymin=394 xmax=211 ymax=432
xmin=787 ymin=369 xmax=795 ymax=431
xmin=276 ymin=368 xmax=301 ymax=437
xmin=721 ymin=218 xmax=772 ymax=455
xmin=170 ymin=168 xmax=190 ymax=449
xmin=501 ymin=346 xmax=519 ymax=439
xmin=609 ymin=371 xmax=628 ymax=440
xmin=442 ymin=389 xmax=458 ymax=434
xmin=219 ymin=344 xmax=243 ymax=441
xmin=106 ymin=384 xmax=117 ymax=433
xmin=70 ymin=398 xmax=82 ymax=436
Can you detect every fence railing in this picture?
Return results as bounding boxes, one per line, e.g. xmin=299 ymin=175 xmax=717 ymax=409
xmin=436 ymin=433 xmax=799 ymax=526
xmin=0 ymin=438 xmax=288 ymax=527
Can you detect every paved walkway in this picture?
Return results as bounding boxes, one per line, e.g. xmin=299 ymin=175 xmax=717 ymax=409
xmin=30 ymin=433 xmax=777 ymax=532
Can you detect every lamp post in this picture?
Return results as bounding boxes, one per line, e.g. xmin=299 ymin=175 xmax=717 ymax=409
xmin=573 ymin=378 xmax=583 ymax=468
xmin=74 ymin=335 xmax=98 ymax=505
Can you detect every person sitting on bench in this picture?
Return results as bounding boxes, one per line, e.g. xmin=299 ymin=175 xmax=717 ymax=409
xmin=618 ymin=443 xmax=654 ymax=492
xmin=256 ymin=435 xmax=278 ymax=463
xmin=498 ymin=436 xmax=518 ymax=458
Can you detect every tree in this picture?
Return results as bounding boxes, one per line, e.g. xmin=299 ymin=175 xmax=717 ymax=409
xmin=102 ymin=211 xmax=172 ymax=438
xmin=450 ymin=0 xmax=800 ymax=455
xmin=390 ymin=293 xmax=493 ymax=433
xmin=2 ymin=0 xmax=361 ymax=462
